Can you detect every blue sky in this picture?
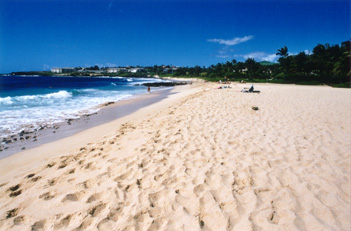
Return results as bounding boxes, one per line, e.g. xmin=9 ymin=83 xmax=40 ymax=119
xmin=0 ymin=0 xmax=349 ymax=73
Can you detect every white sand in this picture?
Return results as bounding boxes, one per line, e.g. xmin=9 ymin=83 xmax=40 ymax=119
xmin=0 ymin=82 xmax=350 ymax=231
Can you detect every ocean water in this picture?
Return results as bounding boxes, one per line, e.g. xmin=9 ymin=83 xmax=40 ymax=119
xmin=0 ymin=75 xmax=166 ymax=138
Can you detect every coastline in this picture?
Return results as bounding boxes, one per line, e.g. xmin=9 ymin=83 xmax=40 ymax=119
xmin=0 ymin=82 xmax=201 ymax=175
xmin=0 ymin=82 xmax=349 ymax=230
xmin=0 ymin=84 xmax=179 ymax=159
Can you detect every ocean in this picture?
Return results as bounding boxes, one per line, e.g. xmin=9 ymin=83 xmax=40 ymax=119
xmin=0 ymin=75 xmax=166 ymax=139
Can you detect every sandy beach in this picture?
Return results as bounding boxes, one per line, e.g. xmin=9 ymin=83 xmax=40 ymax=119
xmin=0 ymin=81 xmax=350 ymax=231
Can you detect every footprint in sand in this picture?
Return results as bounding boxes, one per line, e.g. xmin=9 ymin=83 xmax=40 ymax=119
xmin=13 ymin=215 xmax=26 ymax=225
xmin=87 ymin=192 xmax=102 ymax=203
xmin=54 ymin=214 xmax=73 ymax=229
xmin=6 ymin=208 xmax=19 ymax=219
xmin=7 ymin=184 xmax=22 ymax=197
xmin=29 ymin=176 xmax=42 ymax=183
xmin=78 ymin=179 xmax=97 ymax=189
xmin=73 ymin=217 xmax=93 ymax=231
xmin=31 ymin=219 xmax=46 ymax=231
xmin=45 ymin=178 xmax=58 ymax=188
xmin=46 ymin=162 xmax=56 ymax=168
xmin=26 ymin=173 xmax=36 ymax=178
xmin=88 ymin=203 xmax=107 ymax=217
xmin=62 ymin=192 xmax=84 ymax=202
xmin=39 ymin=192 xmax=55 ymax=200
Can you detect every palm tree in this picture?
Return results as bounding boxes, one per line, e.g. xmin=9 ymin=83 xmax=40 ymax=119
xmin=276 ymin=46 xmax=289 ymax=57
xmin=276 ymin=46 xmax=290 ymax=76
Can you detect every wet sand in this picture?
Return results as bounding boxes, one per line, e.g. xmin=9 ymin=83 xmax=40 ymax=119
xmin=0 ymin=87 xmax=173 ymax=159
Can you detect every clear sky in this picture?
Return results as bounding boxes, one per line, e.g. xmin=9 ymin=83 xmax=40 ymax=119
xmin=0 ymin=0 xmax=349 ymax=73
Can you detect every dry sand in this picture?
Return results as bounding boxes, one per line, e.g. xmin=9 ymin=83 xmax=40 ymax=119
xmin=0 ymin=82 xmax=350 ymax=231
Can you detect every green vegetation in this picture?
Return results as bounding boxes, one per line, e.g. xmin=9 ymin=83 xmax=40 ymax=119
xmin=10 ymin=71 xmax=54 ymax=76
xmin=169 ymin=40 xmax=350 ymax=88
xmin=331 ymin=82 xmax=351 ymax=88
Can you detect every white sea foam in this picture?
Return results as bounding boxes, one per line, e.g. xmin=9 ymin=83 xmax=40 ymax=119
xmin=0 ymin=91 xmax=73 ymax=106
xmin=0 ymin=97 xmax=13 ymax=105
xmin=0 ymin=77 xmax=168 ymax=139
xmin=131 ymin=78 xmax=170 ymax=85
xmin=43 ymin=90 xmax=72 ymax=99
xmin=0 ymin=90 xmax=134 ymax=138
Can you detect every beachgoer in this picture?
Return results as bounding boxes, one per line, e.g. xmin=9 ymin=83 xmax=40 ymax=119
xmin=148 ymin=86 xmax=150 ymax=93
xmin=249 ymin=85 xmax=254 ymax=92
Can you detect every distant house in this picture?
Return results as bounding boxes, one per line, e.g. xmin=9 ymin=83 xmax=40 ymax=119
xmin=129 ymin=68 xmax=142 ymax=73
xmin=163 ymin=66 xmax=179 ymax=73
xmin=107 ymin=67 xmax=143 ymax=73
xmin=51 ymin=67 xmax=76 ymax=73
xmin=107 ymin=67 xmax=127 ymax=73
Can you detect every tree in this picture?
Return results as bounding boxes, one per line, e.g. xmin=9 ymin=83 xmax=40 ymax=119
xmin=276 ymin=46 xmax=290 ymax=76
xmin=292 ymin=52 xmax=308 ymax=75
xmin=312 ymin=43 xmax=337 ymax=83
xmin=245 ymin=58 xmax=259 ymax=79
xmin=332 ymin=41 xmax=351 ymax=83
xmin=276 ymin=46 xmax=289 ymax=57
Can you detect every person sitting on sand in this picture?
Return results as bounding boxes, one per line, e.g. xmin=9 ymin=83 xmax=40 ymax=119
xmin=241 ymin=85 xmax=260 ymax=93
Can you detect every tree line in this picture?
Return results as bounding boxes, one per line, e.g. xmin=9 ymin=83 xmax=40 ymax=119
xmin=169 ymin=40 xmax=350 ymax=85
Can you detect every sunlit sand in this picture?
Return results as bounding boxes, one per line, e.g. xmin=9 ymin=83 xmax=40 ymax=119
xmin=0 ymin=82 xmax=350 ymax=230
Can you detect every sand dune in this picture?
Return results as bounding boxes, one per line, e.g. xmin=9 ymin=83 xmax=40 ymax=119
xmin=0 ymin=82 xmax=350 ymax=231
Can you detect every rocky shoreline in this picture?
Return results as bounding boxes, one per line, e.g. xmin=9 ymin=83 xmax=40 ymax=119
xmin=0 ymin=113 xmax=97 ymax=154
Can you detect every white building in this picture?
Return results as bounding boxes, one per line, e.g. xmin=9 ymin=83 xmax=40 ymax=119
xmin=129 ymin=68 xmax=142 ymax=73
xmin=107 ymin=67 xmax=127 ymax=73
xmin=51 ymin=67 xmax=75 ymax=73
xmin=107 ymin=67 xmax=143 ymax=73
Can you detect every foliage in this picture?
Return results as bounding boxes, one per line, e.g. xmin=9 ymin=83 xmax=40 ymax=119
xmin=171 ymin=40 xmax=350 ymax=86
xmin=331 ymin=82 xmax=351 ymax=88
xmin=11 ymin=71 xmax=54 ymax=76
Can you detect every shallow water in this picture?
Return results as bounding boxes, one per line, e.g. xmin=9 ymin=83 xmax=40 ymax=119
xmin=0 ymin=75 xmax=165 ymax=138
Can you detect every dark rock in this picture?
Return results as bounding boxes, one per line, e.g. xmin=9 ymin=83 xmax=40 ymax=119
xmin=138 ymin=81 xmax=191 ymax=87
xmin=102 ymin=102 xmax=115 ymax=107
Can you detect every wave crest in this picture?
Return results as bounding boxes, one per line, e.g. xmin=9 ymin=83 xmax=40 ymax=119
xmin=0 ymin=91 xmax=72 ymax=105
